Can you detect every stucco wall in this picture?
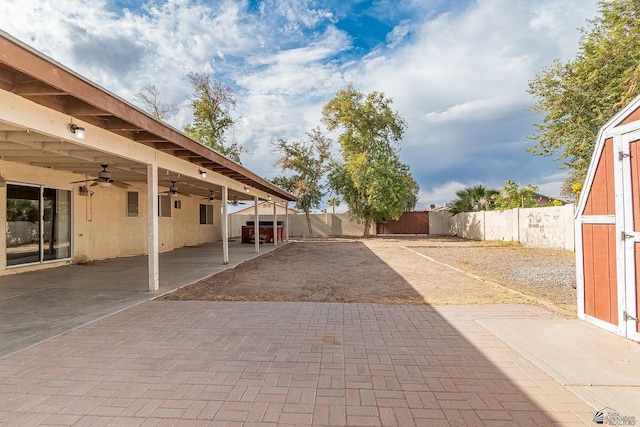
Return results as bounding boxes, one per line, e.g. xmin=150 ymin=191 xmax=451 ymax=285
xmin=1 ymin=161 xmax=222 ymax=274
xmin=428 ymin=211 xmax=452 ymax=235
xmin=230 ymin=212 xmax=373 ymax=238
xmin=445 ymin=204 xmax=575 ymax=251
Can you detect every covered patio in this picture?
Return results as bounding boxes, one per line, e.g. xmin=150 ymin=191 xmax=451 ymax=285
xmin=0 ymin=31 xmax=296 ymax=292
xmin=0 ymin=240 xmax=287 ymax=357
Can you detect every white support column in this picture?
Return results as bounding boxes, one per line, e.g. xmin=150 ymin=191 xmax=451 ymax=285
xmin=222 ymin=186 xmax=229 ymax=265
xmin=285 ymin=201 xmax=289 ymax=241
xmin=147 ymin=164 xmax=159 ymax=292
xmin=254 ymin=196 xmax=259 ymax=253
xmin=273 ymin=200 xmax=278 ymax=246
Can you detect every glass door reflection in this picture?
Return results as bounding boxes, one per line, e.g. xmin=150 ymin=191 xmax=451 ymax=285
xmin=43 ymin=188 xmax=71 ymax=261
xmin=6 ymin=184 xmax=41 ymax=266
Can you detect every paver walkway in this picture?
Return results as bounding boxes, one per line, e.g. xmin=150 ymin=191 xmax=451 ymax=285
xmin=0 ymin=241 xmax=282 ymax=357
xmin=0 ymin=301 xmax=596 ymax=426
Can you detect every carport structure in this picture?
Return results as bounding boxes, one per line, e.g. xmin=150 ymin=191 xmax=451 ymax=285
xmin=0 ymin=31 xmax=295 ymax=291
xmin=575 ymin=94 xmax=640 ymax=342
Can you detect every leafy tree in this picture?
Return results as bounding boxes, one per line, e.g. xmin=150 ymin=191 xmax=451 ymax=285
xmin=322 ymin=84 xmax=418 ymax=237
xmin=271 ymin=128 xmax=332 ymax=235
xmin=449 ymin=185 xmax=498 ymax=215
xmin=134 ymin=84 xmax=179 ymax=121
xmin=7 ymin=199 xmax=38 ymax=222
xmin=527 ymin=0 xmax=640 ymax=194
xmin=326 ymin=197 xmax=341 ymax=214
xmin=183 ymin=72 xmax=245 ymax=163
xmin=491 ymin=180 xmax=539 ymax=210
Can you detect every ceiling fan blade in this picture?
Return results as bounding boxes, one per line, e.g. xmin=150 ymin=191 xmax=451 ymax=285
xmin=70 ymin=178 xmax=99 ymax=184
xmin=112 ymin=181 xmax=131 ymax=189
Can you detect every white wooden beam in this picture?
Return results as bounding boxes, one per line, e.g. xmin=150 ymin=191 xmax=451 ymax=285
xmin=222 ymin=186 xmax=229 ymax=265
xmin=285 ymin=201 xmax=289 ymax=241
xmin=273 ymin=200 xmax=277 ymax=246
xmin=254 ymin=196 xmax=259 ymax=253
xmin=147 ymin=164 xmax=159 ymax=292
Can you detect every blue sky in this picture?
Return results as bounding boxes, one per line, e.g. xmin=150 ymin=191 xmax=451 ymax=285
xmin=0 ymin=0 xmax=599 ymax=210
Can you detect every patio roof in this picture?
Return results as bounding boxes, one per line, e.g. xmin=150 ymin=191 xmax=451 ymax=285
xmin=0 ymin=30 xmax=295 ymax=202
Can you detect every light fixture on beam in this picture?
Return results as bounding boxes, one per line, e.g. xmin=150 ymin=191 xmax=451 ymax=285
xmin=244 ymin=186 xmax=250 ymax=193
xmin=199 ymin=169 xmax=207 ymax=178
xmin=68 ymin=124 xmax=85 ymax=139
xmin=268 ymin=196 xmax=272 ymax=201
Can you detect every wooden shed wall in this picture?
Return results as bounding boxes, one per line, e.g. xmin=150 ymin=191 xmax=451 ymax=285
xmin=619 ymin=108 xmax=640 ymax=126
xmin=581 ymin=224 xmax=618 ymax=325
xmin=583 ymin=138 xmax=615 ymax=216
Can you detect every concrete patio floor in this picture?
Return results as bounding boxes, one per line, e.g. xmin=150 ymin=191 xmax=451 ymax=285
xmin=0 ymin=240 xmax=284 ymax=358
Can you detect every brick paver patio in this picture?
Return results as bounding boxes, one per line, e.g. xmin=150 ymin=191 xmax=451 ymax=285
xmin=0 ymin=301 xmax=594 ymax=426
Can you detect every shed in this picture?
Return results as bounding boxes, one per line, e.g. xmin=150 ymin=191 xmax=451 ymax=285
xmin=576 ymin=95 xmax=640 ymax=342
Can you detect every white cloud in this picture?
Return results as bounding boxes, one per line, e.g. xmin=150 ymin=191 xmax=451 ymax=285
xmin=0 ymin=0 xmax=598 ymax=207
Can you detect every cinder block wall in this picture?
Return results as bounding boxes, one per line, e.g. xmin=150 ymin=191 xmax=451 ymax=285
xmin=518 ymin=204 xmax=575 ymax=251
xmin=443 ymin=204 xmax=575 ymax=251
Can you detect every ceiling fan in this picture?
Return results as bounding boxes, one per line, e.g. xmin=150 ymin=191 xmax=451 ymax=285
xmin=160 ymin=181 xmax=191 ymax=198
xmin=228 ymin=195 xmax=246 ymax=206
xmin=201 ymin=190 xmax=216 ymax=202
xmin=70 ymin=164 xmax=130 ymax=189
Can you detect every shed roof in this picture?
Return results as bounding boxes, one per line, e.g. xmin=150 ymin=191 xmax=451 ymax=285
xmin=576 ymin=94 xmax=640 ymax=217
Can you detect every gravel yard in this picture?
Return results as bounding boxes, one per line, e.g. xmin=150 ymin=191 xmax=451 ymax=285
xmin=406 ymin=237 xmax=577 ymax=311
xmin=161 ymin=237 xmax=577 ymax=314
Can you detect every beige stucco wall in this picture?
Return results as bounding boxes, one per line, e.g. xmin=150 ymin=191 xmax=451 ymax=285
xmin=1 ymin=161 xmax=221 ymax=275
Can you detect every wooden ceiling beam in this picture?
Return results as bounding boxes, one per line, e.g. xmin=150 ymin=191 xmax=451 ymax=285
xmin=12 ymin=80 xmax=67 ymax=96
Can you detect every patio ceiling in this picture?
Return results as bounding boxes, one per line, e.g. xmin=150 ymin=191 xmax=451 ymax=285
xmin=0 ymin=31 xmax=295 ymax=202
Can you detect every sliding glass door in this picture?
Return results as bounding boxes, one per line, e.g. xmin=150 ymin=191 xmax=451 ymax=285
xmin=6 ymin=184 xmax=71 ymax=267
xmin=43 ymin=188 xmax=71 ymax=261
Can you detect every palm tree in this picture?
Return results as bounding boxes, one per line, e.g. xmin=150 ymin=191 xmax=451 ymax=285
xmin=449 ymin=185 xmax=498 ymax=215
xmin=327 ymin=197 xmax=341 ymax=214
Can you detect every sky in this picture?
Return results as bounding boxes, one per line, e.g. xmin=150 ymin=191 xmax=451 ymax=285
xmin=0 ymin=0 xmax=600 ymax=211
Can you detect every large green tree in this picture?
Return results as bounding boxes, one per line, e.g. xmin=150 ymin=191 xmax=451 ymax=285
xmin=322 ymin=84 xmax=419 ymax=237
xmin=528 ymin=0 xmax=640 ymax=194
xmin=449 ymin=185 xmax=498 ymax=215
xmin=184 ymin=72 xmax=245 ymax=163
xmin=271 ymin=128 xmax=332 ymax=235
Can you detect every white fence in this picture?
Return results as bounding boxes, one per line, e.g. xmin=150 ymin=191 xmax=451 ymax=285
xmin=230 ymin=212 xmax=374 ymax=239
xmin=230 ymin=205 xmax=575 ymax=251
xmin=429 ymin=204 xmax=576 ymax=251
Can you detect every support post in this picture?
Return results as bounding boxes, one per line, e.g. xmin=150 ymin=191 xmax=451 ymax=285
xmin=285 ymin=201 xmax=289 ymax=241
xmin=222 ymin=186 xmax=229 ymax=264
xmin=273 ymin=200 xmax=277 ymax=245
xmin=254 ymin=195 xmax=259 ymax=253
xmin=147 ymin=164 xmax=159 ymax=292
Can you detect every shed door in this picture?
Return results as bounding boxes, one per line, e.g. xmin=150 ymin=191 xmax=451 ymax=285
xmin=622 ymin=133 xmax=640 ymax=342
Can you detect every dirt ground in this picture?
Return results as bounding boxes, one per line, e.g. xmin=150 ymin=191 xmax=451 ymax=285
xmin=159 ymin=237 xmax=576 ymax=314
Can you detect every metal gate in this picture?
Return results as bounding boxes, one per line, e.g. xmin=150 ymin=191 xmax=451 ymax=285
xmin=376 ymin=211 xmax=429 ymax=235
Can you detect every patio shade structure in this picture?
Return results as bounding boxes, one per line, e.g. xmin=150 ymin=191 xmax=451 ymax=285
xmin=0 ymin=30 xmax=296 ymax=291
